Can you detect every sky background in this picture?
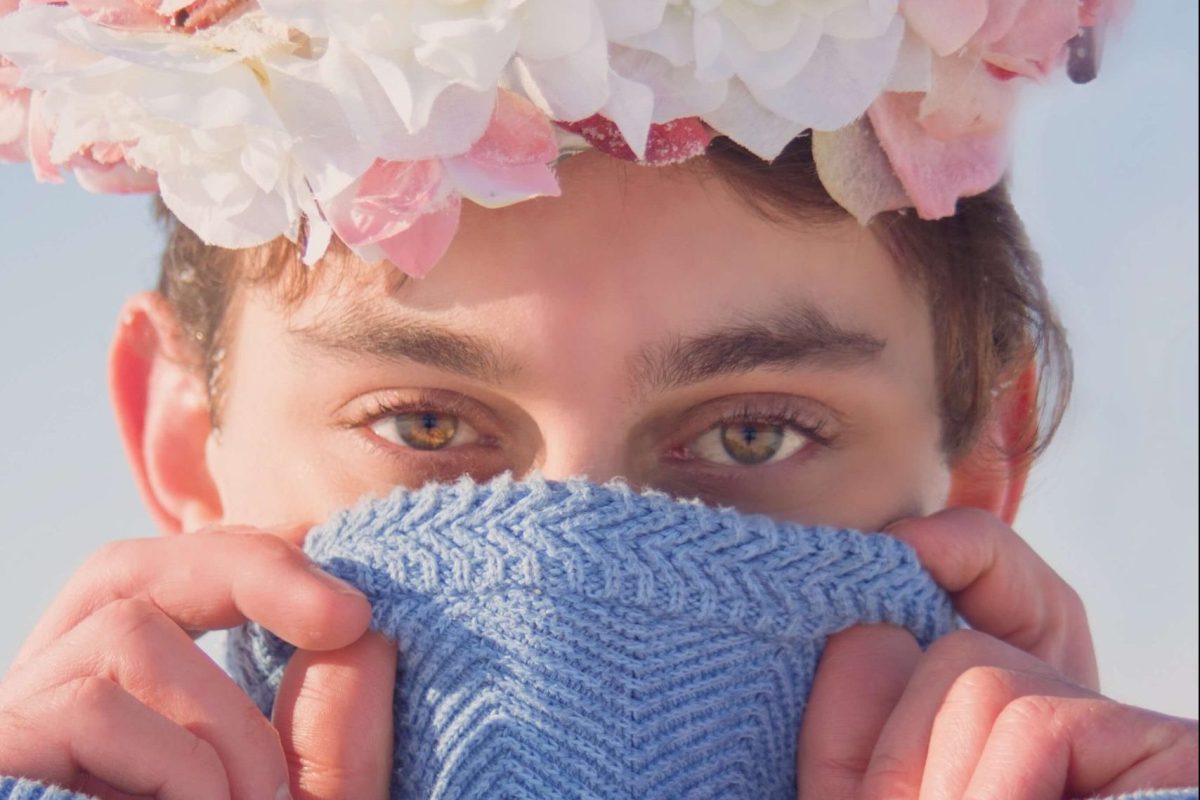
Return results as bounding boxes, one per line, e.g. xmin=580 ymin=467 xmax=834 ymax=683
xmin=0 ymin=5 xmax=1196 ymax=718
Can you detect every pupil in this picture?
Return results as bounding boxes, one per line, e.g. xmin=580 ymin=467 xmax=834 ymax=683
xmin=720 ymin=422 xmax=783 ymax=465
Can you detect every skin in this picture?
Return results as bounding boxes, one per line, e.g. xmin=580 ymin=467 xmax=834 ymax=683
xmin=0 ymin=153 xmax=1195 ymax=800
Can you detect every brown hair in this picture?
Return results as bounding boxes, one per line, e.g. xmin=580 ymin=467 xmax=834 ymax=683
xmin=156 ymin=135 xmax=1070 ymax=464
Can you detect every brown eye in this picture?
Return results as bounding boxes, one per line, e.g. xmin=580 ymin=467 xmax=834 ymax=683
xmin=370 ymin=412 xmax=475 ymax=451
xmin=720 ymin=422 xmax=784 ymax=464
xmin=690 ymin=420 xmax=809 ymax=466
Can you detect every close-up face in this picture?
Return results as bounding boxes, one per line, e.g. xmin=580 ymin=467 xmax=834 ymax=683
xmin=201 ymin=151 xmax=951 ymax=534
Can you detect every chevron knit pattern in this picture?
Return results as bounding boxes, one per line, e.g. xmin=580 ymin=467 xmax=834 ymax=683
xmin=228 ymin=475 xmax=959 ymax=799
xmin=1 ymin=478 xmax=1196 ymax=800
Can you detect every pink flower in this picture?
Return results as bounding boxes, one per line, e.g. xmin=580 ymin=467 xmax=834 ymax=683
xmin=0 ymin=59 xmax=28 ymax=162
xmin=324 ymin=91 xmax=561 ymax=279
xmin=24 ymin=0 xmax=250 ymax=31
xmin=23 ymin=88 xmax=157 ymax=192
xmin=817 ymin=0 xmax=1115 ymax=222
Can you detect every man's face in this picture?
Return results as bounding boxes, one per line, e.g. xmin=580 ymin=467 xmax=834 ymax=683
xmin=204 ymin=152 xmax=950 ymax=533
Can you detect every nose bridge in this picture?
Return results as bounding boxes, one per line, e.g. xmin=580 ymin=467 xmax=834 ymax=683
xmin=524 ymin=407 xmax=632 ymax=486
xmin=533 ymin=439 xmax=626 ymax=486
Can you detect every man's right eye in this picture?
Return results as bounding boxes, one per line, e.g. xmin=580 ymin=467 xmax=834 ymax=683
xmin=370 ymin=412 xmax=480 ymax=451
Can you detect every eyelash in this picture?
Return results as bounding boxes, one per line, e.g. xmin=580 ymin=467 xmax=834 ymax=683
xmin=350 ymin=392 xmax=836 ymax=463
xmin=665 ymin=399 xmax=835 ymax=463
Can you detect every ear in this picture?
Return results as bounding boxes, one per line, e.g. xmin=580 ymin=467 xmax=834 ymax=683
xmin=109 ymin=291 xmax=223 ymax=534
xmin=945 ymin=363 xmax=1038 ymax=526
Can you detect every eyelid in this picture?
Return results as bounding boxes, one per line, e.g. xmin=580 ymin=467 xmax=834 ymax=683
xmin=663 ymin=394 xmax=839 ymax=451
xmin=338 ymin=388 xmax=501 ymax=434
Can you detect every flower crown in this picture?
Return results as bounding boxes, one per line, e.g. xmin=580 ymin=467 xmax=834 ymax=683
xmin=0 ymin=0 xmax=1115 ymax=278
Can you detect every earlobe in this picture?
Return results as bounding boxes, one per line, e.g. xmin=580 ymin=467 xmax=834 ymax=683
xmin=945 ymin=364 xmax=1038 ymax=526
xmin=109 ymin=291 xmax=223 ymax=534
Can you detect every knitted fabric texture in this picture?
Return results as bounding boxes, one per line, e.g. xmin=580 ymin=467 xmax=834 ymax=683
xmin=1 ymin=478 xmax=1197 ymax=800
xmin=228 ymin=475 xmax=959 ymax=799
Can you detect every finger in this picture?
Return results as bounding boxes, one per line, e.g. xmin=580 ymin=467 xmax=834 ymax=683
xmin=14 ymin=529 xmax=370 ymax=669
xmin=887 ymin=508 xmax=1098 ymax=688
xmin=797 ymin=625 xmax=921 ymax=800
xmin=0 ymin=676 xmax=232 ymax=800
xmin=965 ymin=697 xmax=1199 ymax=799
xmin=918 ymin=664 xmax=1093 ymax=800
xmin=6 ymin=598 xmax=292 ymax=800
xmin=860 ymin=629 xmax=1062 ymax=800
xmin=275 ymin=632 xmax=397 ymax=800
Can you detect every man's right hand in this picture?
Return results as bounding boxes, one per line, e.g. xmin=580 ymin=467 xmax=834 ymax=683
xmin=0 ymin=528 xmax=396 ymax=800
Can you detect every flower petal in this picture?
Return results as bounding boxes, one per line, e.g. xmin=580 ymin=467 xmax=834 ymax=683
xmin=467 ymin=90 xmax=556 ymax=166
xmin=868 ymin=90 xmax=1007 ymax=219
xmin=444 ymin=157 xmax=559 ymax=208
xmin=326 ymin=158 xmax=449 ymax=248
xmin=701 ymin=79 xmax=804 ymax=160
xmin=72 ymin=156 xmax=157 ymax=192
xmin=917 ymin=51 xmax=1019 ymax=139
xmin=812 ymin=116 xmax=911 ymax=224
xmin=371 ymin=197 xmax=462 ymax=279
xmin=900 ymin=0 xmax=987 ymax=56
xmin=751 ymin=13 xmax=906 ymax=131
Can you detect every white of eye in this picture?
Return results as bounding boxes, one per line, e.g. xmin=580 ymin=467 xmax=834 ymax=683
xmin=690 ymin=423 xmax=810 ymax=466
xmin=369 ymin=412 xmax=480 ymax=451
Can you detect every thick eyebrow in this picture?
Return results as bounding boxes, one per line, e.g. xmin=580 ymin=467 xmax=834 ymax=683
xmin=635 ymin=306 xmax=886 ymax=392
xmin=291 ymin=310 xmax=517 ymax=384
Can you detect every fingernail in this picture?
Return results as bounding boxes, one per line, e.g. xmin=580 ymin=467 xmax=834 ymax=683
xmin=308 ymin=563 xmax=365 ymax=597
xmin=275 ymin=784 xmax=293 ymax=800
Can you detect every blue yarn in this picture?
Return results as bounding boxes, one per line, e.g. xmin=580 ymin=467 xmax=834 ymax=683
xmin=1 ymin=476 xmax=1195 ymax=800
xmin=229 ymin=475 xmax=959 ymax=799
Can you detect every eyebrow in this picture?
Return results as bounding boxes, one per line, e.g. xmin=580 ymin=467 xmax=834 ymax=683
xmin=292 ymin=310 xmax=518 ymax=384
xmin=633 ymin=306 xmax=886 ymax=392
xmin=292 ymin=303 xmax=883 ymax=391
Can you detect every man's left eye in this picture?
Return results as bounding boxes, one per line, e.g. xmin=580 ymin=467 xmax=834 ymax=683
xmin=370 ymin=412 xmax=479 ymax=451
xmin=690 ymin=422 xmax=809 ymax=466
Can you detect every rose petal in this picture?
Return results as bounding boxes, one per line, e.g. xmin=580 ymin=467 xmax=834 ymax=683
xmin=371 ymin=198 xmax=462 ymax=279
xmin=443 ymin=157 xmax=560 ymax=208
xmin=868 ymin=91 xmax=1007 ymax=219
xmin=327 ymin=158 xmax=449 ymax=248
xmin=813 ymin=117 xmax=911 ymax=224
xmin=27 ymin=90 xmax=62 ymax=183
xmin=468 ymin=90 xmax=557 ymax=167
xmin=0 ymin=85 xmax=29 ymax=161
xmin=72 ymin=156 xmax=157 ymax=192
xmin=900 ymin=0 xmax=988 ymax=56
xmin=917 ymin=51 xmax=1019 ymax=139
xmin=982 ymin=0 xmax=1080 ymax=78
xmin=751 ymin=14 xmax=906 ymax=131
xmin=701 ymin=79 xmax=804 ymax=160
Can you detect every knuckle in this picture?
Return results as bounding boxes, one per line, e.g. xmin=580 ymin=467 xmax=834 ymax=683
xmin=945 ymin=665 xmax=1018 ymax=707
xmin=96 ymin=597 xmax=164 ymax=637
xmin=998 ymin=693 xmax=1061 ymax=730
xmin=67 ymin=675 xmax=119 ymax=712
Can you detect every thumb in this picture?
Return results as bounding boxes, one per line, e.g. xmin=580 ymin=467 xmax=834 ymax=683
xmin=274 ymin=632 xmax=397 ymax=800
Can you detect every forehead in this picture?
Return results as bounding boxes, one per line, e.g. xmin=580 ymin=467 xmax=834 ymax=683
xmin=280 ymin=152 xmax=929 ymax=371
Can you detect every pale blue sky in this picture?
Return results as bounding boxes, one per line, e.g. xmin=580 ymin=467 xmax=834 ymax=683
xmin=0 ymin=4 xmax=1195 ymax=717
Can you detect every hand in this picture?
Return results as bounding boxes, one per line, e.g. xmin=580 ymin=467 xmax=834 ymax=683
xmin=796 ymin=508 xmax=1199 ymax=799
xmin=0 ymin=528 xmax=394 ymax=800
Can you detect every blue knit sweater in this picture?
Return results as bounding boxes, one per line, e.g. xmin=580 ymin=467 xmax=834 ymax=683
xmin=2 ymin=476 xmax=1195 ymax=800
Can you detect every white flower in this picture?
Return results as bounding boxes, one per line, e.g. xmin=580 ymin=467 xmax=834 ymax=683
xmin=601 ymin=0 xmax=927 ymax=159
xmin=257 ymin=0 xmax=620 ymax=161
xmin=0 ymin=4 xmax=331 ymax=249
